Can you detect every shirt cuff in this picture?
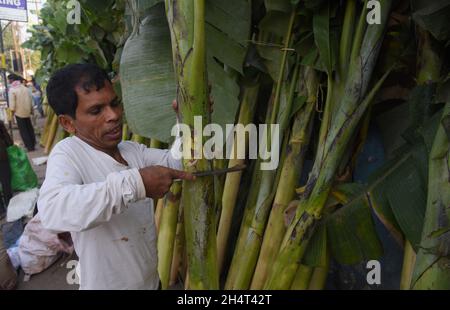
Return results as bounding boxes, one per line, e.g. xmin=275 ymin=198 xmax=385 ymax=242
xmin=127 ymin=168 xmax=147 ymax=201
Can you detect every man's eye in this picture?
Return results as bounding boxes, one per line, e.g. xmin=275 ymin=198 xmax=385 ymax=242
xmin=89 ymin=108 xmax=101 ymax=115
xmin=111 ymin=100 xmax=121 ymax=107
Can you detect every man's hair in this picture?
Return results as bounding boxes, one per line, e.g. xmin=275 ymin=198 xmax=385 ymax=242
xmin=46 ymin=63 xmax=111 ymax=118
xmin=7 ymin=74 xmax=22 ymax=82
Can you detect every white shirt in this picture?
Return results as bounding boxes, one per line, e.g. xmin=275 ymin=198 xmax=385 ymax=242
xmin=37 ymin=136 xmax=181 ymax=290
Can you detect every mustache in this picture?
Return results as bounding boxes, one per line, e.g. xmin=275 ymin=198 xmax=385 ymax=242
xmin=105 ymin=123 xmax=123 ymax=134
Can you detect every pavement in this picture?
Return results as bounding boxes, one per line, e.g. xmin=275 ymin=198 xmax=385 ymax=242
xmin=1 ymin=115 xmax=78 ymax=290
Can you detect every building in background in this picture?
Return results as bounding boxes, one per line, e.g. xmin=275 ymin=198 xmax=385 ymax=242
xmin=1 ymin=0 xmax=44 ymax=79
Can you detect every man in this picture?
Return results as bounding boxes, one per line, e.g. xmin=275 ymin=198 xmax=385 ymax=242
xmin=38 ymin=63 xmax=194 ymax=290
xmin=30 ymin=77 xmax=44 ymax=117
xmin=8 ymin=74 xmax=36 ymax=152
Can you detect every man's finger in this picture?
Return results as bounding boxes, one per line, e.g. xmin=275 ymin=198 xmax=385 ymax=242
xmin=170 ymin=168 xmax=195 ymax=181
xmin=172 ymin=99 xmax=178 ymax=112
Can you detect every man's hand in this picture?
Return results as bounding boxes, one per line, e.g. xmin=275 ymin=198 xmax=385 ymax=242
xmin=138 ymin=165 xmax=195 ymax=199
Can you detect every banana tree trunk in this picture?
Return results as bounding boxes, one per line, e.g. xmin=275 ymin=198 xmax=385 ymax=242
xmin=165 ymin=0 xmax=218 ymax=289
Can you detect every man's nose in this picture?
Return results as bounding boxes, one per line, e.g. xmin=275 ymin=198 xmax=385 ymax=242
xmin=105 ymin=105 xmax=122 ymax=121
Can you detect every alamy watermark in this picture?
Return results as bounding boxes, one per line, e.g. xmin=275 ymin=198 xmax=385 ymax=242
xmin=65 ymin=0 xmax=382 ymax=26
xmin=66 ymin=259 xmax=80 ymax=285
xmin=65 ymin=258 xmax=382 ymax=286
xmin=367 ymin=0 xmax=382 ymax=25
xmin=170 ymin=117 xmax=280 ymax=171
xmin=366 ymin=260 xmax=381 ymax=285
xmin=66 ymin=0 xmax=81 ymax=25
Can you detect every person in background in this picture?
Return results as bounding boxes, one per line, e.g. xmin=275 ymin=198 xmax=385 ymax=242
xmin=0 ymin=120 xmax=13 ymax=214
xmin=31 ymin=77 xmax=44 ymax=117
xmin=8 ymin=74 xmax=36 ymax=152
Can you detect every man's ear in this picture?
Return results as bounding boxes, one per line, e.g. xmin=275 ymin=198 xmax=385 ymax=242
xmin=58 ymin=115 xmax=76 ymax=134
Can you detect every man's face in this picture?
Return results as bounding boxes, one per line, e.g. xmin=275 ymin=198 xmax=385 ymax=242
xmin=68 ymin=81 xmax=123 ymax=152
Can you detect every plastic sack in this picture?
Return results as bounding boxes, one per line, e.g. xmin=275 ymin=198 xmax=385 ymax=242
xmin=7 ymin=145 xmax=38 ymax=191
xmin=7 ymin=188 xmax=39 ymax=222
xmin=18 ymin=214 xmax=73 ymax=276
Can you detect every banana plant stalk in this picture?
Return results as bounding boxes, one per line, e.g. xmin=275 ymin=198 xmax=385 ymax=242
xmin=44 ymin=112 xmax=59 ymax=154
xmin=265 ymin=0 xmax=392 ymax=289
xmin=402 ymin=28 xmax=442 ymax=289
xmin=290 ymin=264 xmax=313 ymax=290
xmin=217 ymin=83 xmax=259 ymax=273
xmin=165 ymin=0 xmax=218 ymax=289
xmin=154 ymin=198 xmax=164 ymax=233
xmin=412 ymin=29 xmax=449 ymax=288
xmin=307 ymin=249 xmax=330 ymax=290
xmin=170 ymin=204 xmax=185 ymax=286
xmin=131 ymin=133 xmax=146 ymax=144
xmin=400 ymin=240 xmax=416 ymax=290
xmin=40 ymin=107 xmax=55 ymax=146
xmin=251 ymin=67 xmax=318 ymax=289
xmin=122 ymin=123 xmax=129 ymax=141
xmin=157 ymin=182 xmax=182 ymax=289
xmin=412 ymin=102 xmax=450 ymax=289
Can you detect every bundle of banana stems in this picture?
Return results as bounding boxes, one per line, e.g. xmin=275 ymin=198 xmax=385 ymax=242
xmin=224 ymin=6 xmax=301 ymax=289
xmin=264 ymin=0 xmax=393 ymax=289
xmin=251 ymin=67 xmax=318 ymax=289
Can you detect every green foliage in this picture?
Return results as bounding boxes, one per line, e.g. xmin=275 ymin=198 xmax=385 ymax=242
xmin=121 ymin=0 xmax=250 ymax=142
xmin=23 ymin=0 xmax=127 ymax=81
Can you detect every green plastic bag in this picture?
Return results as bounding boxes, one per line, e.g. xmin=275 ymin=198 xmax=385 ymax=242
xmin=7 ymin=145 xmax=38 ymax=191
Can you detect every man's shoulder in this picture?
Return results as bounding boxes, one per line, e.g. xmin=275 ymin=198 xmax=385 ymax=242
xmin=9 ymin=86 xmax=19 ymax=94
xmin=49 ymin=136 xmax=80 ymax=156
xmin=119 ymin=140 xmax=144 ymax=152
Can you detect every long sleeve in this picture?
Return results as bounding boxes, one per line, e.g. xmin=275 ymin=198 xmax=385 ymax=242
xmin=37 ymin=149 xmax=147 ymax=233
xmin=133 ymin=140 xmax=183 ymax=170
xmin=9 ymin=90 xmax=16 ymax=113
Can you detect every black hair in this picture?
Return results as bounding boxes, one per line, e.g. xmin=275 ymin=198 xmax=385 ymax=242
xmin=7 ymin=74 xmax=22 ymax=82
xmin=46 ymin=63 xmax=111 ymax=118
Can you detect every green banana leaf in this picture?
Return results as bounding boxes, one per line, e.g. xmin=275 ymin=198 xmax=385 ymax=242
xmin=121 ymin=0 xmax=250 ymax=143
xmin=410 ymin=0 xmax=450 ymax=42
xmin=325 ymin=183 xmax=383 ymax=266
xmin=120 ymin=3 xmax=176 ymax=143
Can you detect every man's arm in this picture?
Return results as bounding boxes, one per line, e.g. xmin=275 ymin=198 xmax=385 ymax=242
xmin=38 ymin=150 xmax=146 ymax=233
xmin=142 ymin=145 xmax=182 ymax=170
xmin=9 ymin=90 xmax=16 ymax=114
